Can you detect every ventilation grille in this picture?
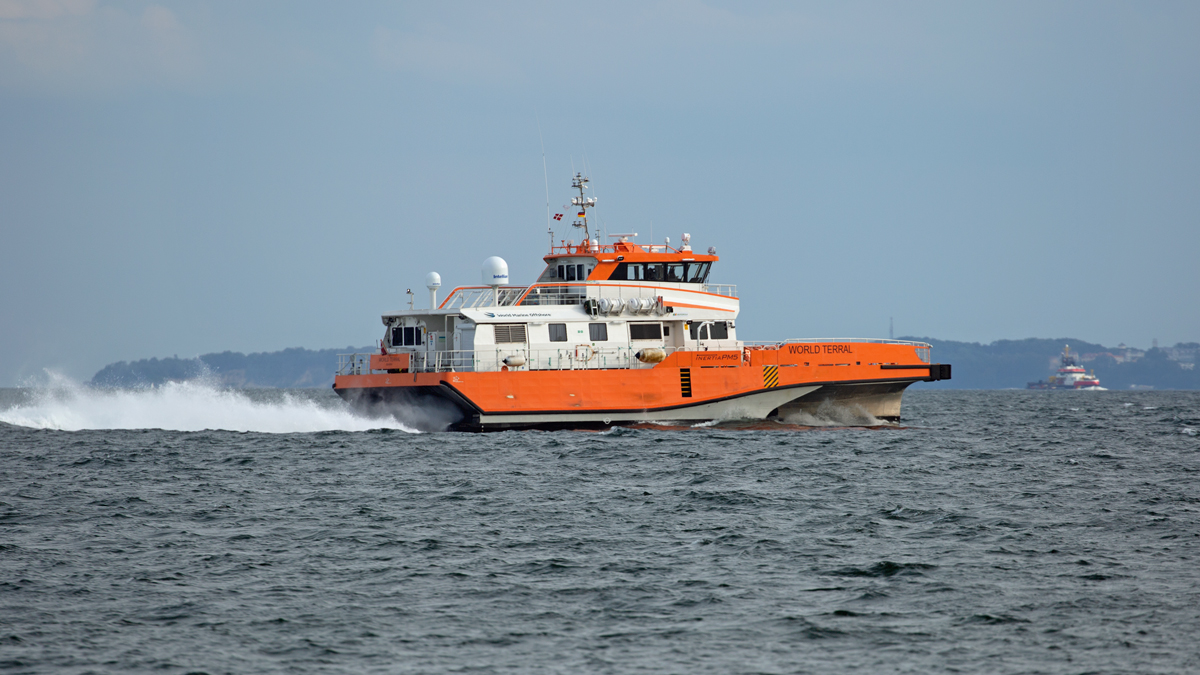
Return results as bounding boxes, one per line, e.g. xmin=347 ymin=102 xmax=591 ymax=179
xmin=494 ymin=324 xmax=528 ymax=344
xmin=680 ymin=368 xmax=692 ymax=398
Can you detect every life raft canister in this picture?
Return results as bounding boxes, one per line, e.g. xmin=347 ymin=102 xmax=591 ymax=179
xmin=635 ymin=347 xmax=666 ymax=364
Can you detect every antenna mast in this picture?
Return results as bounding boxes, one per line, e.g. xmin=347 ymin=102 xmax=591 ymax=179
xmin=570 ymin=173 xmax=595 ymax=242
xmin=537 ymin=117 xmax=552 ymax=249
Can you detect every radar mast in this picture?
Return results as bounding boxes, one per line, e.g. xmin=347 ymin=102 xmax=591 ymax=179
xmin=570 ymin=173 xmax=596 ymax=242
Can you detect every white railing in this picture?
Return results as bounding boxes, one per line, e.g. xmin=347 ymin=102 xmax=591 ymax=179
xmin=337 ymin=346 xmax=693 ymax=375
xmin=518 ymin=287 xmax=587 ymax=306
xmin=777 ymin=338 xmax=931 ymax=347
xmin=338 ymin=338 xmax=932 ymax=378
xmin=435 ymin=282 xmax=739 ymax=312
xmin=337 ymin=353 xmax=373 ymax=376
xmin=440 ymin=286 xmax=529 ymax=309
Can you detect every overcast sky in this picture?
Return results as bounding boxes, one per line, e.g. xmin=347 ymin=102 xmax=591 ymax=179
xmin=2 ymin=1 xmax=1198 ymax=385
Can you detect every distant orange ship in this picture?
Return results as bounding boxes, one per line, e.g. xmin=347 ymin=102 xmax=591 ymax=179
xmin=334 ymin=173 xmax=950 ymax=430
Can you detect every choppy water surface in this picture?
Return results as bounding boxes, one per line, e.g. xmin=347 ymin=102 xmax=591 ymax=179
xmin=2 ymin=386 xmax=1199 ymax=674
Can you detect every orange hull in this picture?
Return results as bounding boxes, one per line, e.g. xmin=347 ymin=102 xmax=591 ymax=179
xmin=334 ymin=342 xmax=949 ymax=430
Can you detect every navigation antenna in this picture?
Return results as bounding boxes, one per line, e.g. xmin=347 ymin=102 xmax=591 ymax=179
xmin=570 ymin=172 xmax=596 ymax=242
xmin=537 ymin=116 xmax=552 ymax=251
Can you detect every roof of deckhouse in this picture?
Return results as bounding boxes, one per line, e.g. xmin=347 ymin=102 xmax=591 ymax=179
xmin=544 ymin=241 xmax=718 ymax=266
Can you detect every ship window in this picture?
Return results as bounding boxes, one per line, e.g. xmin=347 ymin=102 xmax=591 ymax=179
xmin=589 ymin=323 xmax=608 ymax=341
xmin=494 ymin=324 xmax=528 ymax=344
xmin=393 ymin=326 xmax=424 ymax=346
xmin=630 ymin=323 xmax=662 ymax=340
xmin=688 ymin=321 xmax=728 ymax=340
xmin=610 ymin=262 xmax=644 ymax=280
xmin=608 ymin=261 xmax=709 ymax=283
xmin=566 ymin=265 xmax=577 ymax=281
xmin=557 ymin=264 xmax=565 ymax=279
xmin=663 ymin=326 xmax=670 ymax=336
xmin=577 ymin=264 xmax=586 ymax=280
xmin=548 ymin=323 xmax=567 ymax=342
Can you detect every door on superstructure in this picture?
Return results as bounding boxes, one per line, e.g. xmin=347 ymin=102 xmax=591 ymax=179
xmin=454 ymin=326 xmax=476 ymax=371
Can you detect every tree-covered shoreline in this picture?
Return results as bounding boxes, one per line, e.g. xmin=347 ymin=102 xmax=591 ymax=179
xmin=90 ymin=347 xmax=372 ymax=389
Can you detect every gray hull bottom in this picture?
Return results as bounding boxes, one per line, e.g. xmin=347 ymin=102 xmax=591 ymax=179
xmin=772 ymin=381 xmax=915 ymax=425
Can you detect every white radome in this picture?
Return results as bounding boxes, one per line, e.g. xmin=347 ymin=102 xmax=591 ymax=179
xmin=481 ymin=257 xmax=509 ymax=286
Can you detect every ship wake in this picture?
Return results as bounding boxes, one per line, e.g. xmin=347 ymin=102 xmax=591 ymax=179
xmin=1 ymin=373 xmax=417 ymax=433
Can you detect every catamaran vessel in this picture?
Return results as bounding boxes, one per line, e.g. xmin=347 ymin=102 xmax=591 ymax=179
xmin=333 ymin=173 xmax=951 ymax=430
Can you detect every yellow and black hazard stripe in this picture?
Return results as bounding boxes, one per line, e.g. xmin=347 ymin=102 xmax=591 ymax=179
xmin=763 ymin=365 xmax=779 ymax=388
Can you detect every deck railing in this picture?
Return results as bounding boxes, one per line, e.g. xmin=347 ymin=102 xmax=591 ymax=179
xmin=337 ymin=346 xmax=695 ymax=375
xmin=439 ymin=286 xmax=529 ymax=309
xmin=437 ymin=282 xmax=738 ymax=310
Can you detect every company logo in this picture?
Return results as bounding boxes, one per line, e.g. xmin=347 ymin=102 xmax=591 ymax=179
xmin=485 ymin=312 xmax=496 ymax=318
xmin=695 ymin=352 xmax=739 ymax=362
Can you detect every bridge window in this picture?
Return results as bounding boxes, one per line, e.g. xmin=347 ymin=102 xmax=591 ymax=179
xmin=589 ymin=323 xmax=608 ymax=341
xmin=609 ymin=261 xmax=711 ymax=283
xmin=686 ymin=262 xmax=711 ymax=283
xmin=392 ymin=326 xmax=424 ymax=346
xmin=566 ymin=265 xmax=576 ymax=281
xmin=688 ymin=321 xmax=729 ymax=340
xmin=629 ymin=323 xmax=662 ymax=340
xmin=494 ymin=324 xmax=528 ymax=344
xmin=548 ymin=323 xmax=567 ymax=342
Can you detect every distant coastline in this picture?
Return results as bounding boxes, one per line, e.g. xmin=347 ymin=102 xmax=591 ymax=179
xmin=901 ymin=337 xmax=1198 ymax=390
xmin=88 ymin=339 xmax=1200 ymax=390
xmin=90 ymin=347 xmax=372 ymax=389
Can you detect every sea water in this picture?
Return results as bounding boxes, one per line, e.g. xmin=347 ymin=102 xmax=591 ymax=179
xmin=1 ymin=385 xmax=1198 ymax=673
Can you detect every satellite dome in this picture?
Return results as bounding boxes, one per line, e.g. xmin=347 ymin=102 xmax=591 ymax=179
xmin=481 ymin=257 xmax=509 ymax=286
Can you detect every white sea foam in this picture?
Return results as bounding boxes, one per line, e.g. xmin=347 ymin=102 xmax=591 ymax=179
xmin=0 ymin=373 xmax=416 ymax=433
xmin=777 ymin=399 xmax=890 ymax=427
